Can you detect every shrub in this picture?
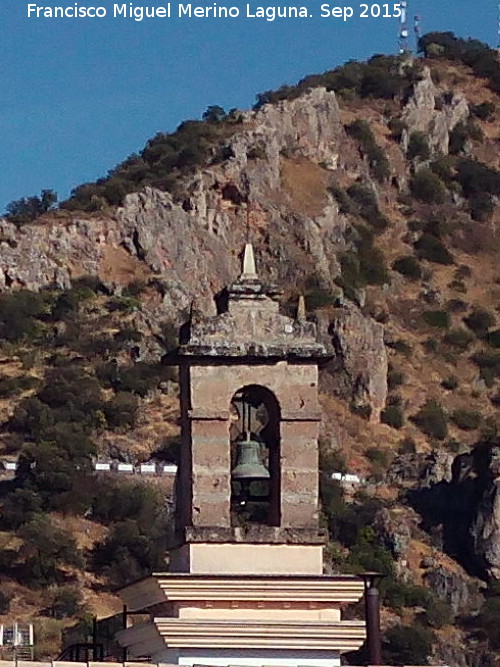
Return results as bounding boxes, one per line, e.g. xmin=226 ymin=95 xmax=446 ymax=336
xmin=51 ymin=287 xmax=95 ymax=321
xmin=37 ymin=366 xmax=103 ymax=413
xmin=365 ymin=447 xmax=389 ymax=466
xmin=350 ymin=402 xmax=372 ymax=420
xmin=430 ymin=155 xmax=455 ymax=185
xmin=305 ymin=287 xmax=337 ymax=310
xmin=487 ymin=328 xmax=500 ymax=348
xmin=106 ymin=295 xmax=140 ymax=313
xmin=422 ymin=310 xmax=450 ymax=329
xmin=448 ymin=279 xmax=467 ymax=293
xmin=0 ymin=374 xmax=38 ymax=398
xmin=388 ymin=117 xmax=407 ymax=141
xmin=407 ymin=131 xmax=431 ymax=161
xmin=384 ymin=580 xmax=431 ymax=611
xmin=329 ymin=184 xmax=355 ymax=214
xmin=446 ymin=298 xmax=468 ymax=313
xmin=443 ymin=327 xmax=475 ymax=350
xmin=411 ymin=168 xmax=447 ymax=203
xmin=347 ymin=182 xmax=377 ymax=208
xmin=153 ymin=435 xmax=182 ymax=465
xmin=464 ymin=307 xmax=496 ymax=336
xmin=449 ymin=120 xmax=483 ymax=155
xmin=98 ymin=361 xmax=172 ymax=397
xmin=346 ymin=121 xmax=390 ymax=182
xmin=414 ymin=233 xmax=453 ymax=265
xmin=103 ymin=392 xmax=139 ymax=429
xmin=381 ymin=405 xmax=404 ymax=429
xmin=455 ymin=264 xmax=472 ymax=280
xmin=451 ymin=408 xmax=482 ymax=430
xmin=423 ymin=337 xmax=439 ymax=354
xmin=345 ymin=184 xmax=389 ymax=232
xmin=357 ymin=243 xmax=390 ymax=285
xmin=392 ymin=255 xmax=422 ymax=280
xmin=388 ymin=368 xmax=405 ymax=390
xmin=424 ymin=598 xmax=453 ymax=629
xmin=0 ymin=290 xmax=46 ymax=342
xmin=1 ymin=488 xmax=42 ymax=529
xmin=455 ymin=158 xmax=500 ymax=198
xmin=471 ymin=101 xmax=495 ymax=120
xmin=387 ymin=339 xmax=412 ymax=356
xmin=92 ymin=518 xmax=166 ymax=587
xmin=398 ymin=436 xmax=417 ymax=454
xmin=469 ymin=192 xmax=495 ymax=221
xmin=412 ymin=400 xmax=448 ymax=440
xmin=47 ymin=586 xmax=84 ymax=619
xmin=91 ymin=481 xmax=162 ymax=527
xmin=441 ymin=375 xmax=458 ymax=390
xmin=383 ymin=624 xmax=434 ymax=664
xmin=472 ymin=350 xmax=500 ymax=380
xmin=474 ymin=595 xmax=500 ymax=649
xmin=18 ymin=514 xmax=83 ymax=587
xmin=0 ymin=590 xmax=12 ymax=614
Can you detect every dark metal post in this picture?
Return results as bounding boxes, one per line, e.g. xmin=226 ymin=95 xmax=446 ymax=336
xmin=122 ymin=605 xmax=128 ymax=663
xmin=92 ymin=616 xmax=98 ymax=661
xmin=360 ymin=572 xmax=384 ymax=666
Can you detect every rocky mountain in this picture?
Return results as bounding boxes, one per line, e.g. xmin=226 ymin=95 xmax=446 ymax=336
xmin=1 ymin=32 xmax=500 ymax=665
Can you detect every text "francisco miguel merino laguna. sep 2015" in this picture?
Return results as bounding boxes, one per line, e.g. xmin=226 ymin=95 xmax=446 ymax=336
xmin=26 ymin=2 xmax=407 ymax=21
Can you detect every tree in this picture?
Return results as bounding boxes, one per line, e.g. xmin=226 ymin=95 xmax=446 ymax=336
xmin=0 ymin=487 xmax=42 ymax=529
xmin=412 ymin=400 xmax=448 ymax=440
xmin=93 ymin=518 xmax=166 ymax=587
xmin=18 ymin=514 xmax=82 ymax=586
xmin=411 ymin=168 xmax=447 ymax=204
xmin=48 ymin=585 xmax=84 ymax=619
xmin=407 ymin=131 xmax=431 ymax=161
xmin=4 ymin=189 xmax=57 ymax=226
xmin=202 ymin=105 xmax=226 ymax=122
xmin=383 ymin=624 xmax=434 ymax=664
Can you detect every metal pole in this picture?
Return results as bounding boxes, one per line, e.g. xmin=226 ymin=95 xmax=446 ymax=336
xmin=122 ymin=605 xmax=128 ymax=663
xmin=365 ymin=585 xmax=382 ymax=665
xmin=92 ymin=616 xmax=98 ymax=661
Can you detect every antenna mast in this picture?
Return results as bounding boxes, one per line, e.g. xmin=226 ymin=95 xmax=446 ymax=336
xmin=398 ymin=0 xmax=409 ymax=54
xmin=414 ymin=13 xmax=421 ymax=51
xmin=497 ymin=3 xmax=500 ymax=50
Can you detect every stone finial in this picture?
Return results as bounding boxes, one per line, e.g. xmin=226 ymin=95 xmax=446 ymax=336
xmin=190 ymin=297 xmax=203 ymax=322
xmin=241 ymin=243 xmax=258 ymax=280
xmin=297 ymin=295 xmax=306 ymax=323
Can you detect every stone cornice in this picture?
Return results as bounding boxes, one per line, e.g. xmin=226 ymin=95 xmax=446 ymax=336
xmin=117 ymin=619 xmax=366 ymax=653
xmin=119 ymin=574 xmax=365 ymax=612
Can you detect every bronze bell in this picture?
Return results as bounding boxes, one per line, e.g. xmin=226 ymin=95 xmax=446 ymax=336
xmin=232 ymin=433 xmax=270 ymax=480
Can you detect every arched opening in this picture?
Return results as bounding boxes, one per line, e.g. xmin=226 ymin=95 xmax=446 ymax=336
xmin=230 ymin=385 xmax=281 ymax=527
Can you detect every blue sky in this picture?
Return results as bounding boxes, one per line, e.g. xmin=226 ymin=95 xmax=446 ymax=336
xmin=0 ymin=0 xmax=495 ymax=210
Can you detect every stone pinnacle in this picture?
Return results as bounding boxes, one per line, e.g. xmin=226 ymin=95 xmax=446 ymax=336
xmin=241 ymin=243 xmax=258 ymax=280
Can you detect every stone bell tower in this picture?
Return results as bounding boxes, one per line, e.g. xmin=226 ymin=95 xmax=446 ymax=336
xmin=116 ymin=245 xmax=366 ymax=667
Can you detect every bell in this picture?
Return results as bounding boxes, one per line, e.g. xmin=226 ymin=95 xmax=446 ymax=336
xmin=232 ymin=433 xmax=270 ymax=480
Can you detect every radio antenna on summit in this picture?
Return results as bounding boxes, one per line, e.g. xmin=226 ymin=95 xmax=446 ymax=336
xmin=414 ymin=14 xmax=421 ymax=49
xmin=497 ymin=3 xmax=500 ymax=49
xmin=398 ymin=0 xmax=409 ymax=54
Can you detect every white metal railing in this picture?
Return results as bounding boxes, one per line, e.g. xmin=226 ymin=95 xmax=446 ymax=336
xmin=0 ymin=460 xmax=177 ymax=476
xmin=0 ymin=623 xmax=34 ymax=647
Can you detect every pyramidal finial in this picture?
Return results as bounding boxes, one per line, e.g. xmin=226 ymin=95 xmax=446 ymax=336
xmin=297 ymin=295 xmax=306 ymax=323
xmin=241 ymin=243 xmax=258 ymax=280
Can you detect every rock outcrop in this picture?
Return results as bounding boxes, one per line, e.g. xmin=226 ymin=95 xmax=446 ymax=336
xmin=402 ymin=66 xmax=469 ymax=154
xmin=470 ymin=446 xmax=500 ymax=580
xmin=321 ymin=305 xmax=388 ymax=422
